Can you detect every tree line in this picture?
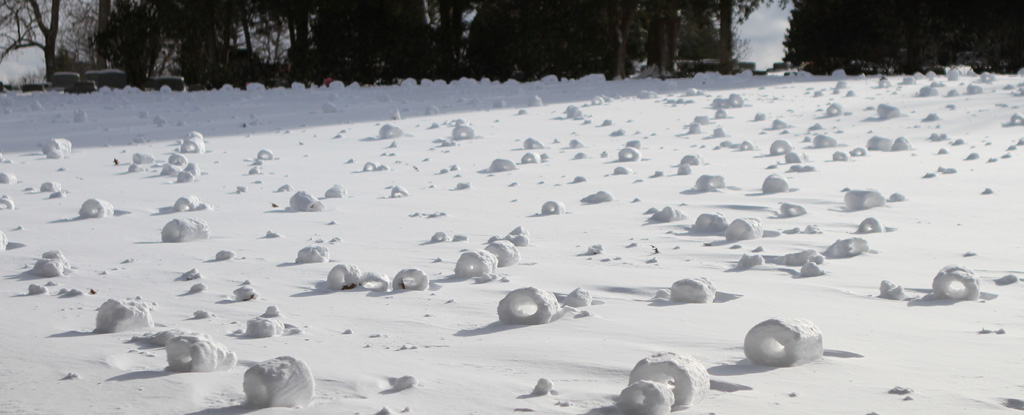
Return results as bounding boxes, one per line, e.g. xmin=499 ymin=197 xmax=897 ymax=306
xmin=785 ymin=0 xmax=1024 ymax=75
xmin=1 ymin=0 xmax=782 ymax=89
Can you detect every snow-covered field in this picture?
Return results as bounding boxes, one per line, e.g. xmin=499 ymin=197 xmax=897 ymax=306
xmin=2 ymin=71 xmax=1024 ymax=415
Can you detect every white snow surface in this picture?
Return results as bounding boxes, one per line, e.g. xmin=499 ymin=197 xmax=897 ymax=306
xmin=1 ymin=73 xmax=1023 ymax=414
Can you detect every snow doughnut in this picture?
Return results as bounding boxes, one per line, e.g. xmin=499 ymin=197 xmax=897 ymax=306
xmin=326 ymin=264 xmax=363 ymax=290
xmin=692 ymin=213 xmax=728 ymax=234
xmin=779 ymin=202 xmax=807 ymax=218
xmin=243 ymin=356 xmax=315 ymax=408
xmin=769 ymin=140 xmax=793 ymax=155
xmin=161 ymin=218 xmax=210 ymax=242
xmin=628 ymin=352 xmax=710 ymax=408
xmin=485 ymin=240 xmax=521 ymax=267
xmin=256 ymin=149 xmax=274 ymax=160
xmin=931 ymin=265 xmax=981 ymax=301
xmin=79 ymin=198 xmax=114 ymax=218
xmin=844 ymin=190 xmax=886 ymax=210
xmin=0 ymin=230 xmax=7 ymax=251
xmin=523 ymin=137 xmax=545 ymax=150
xmin=392 ymin=268 xmax=430 ymax=291
xmin=289 ymin=191 xmax=325 ymax=212
xmin=168 ymin=153 xmax=188 ymax=166
xmin=679 ymin=154 xmax=703 ymax=166
xmin=452 ymin=125 xmax=475 ymax=140
xmin=180 ymin=137 xmax=205 ymax=154
xmin=360 ymin=271 xmax=392 ymax=292
xmin=94 ymin=298 xmax=155 ymax=333
xmin=618 ymin=380 xmax=675 ymax=415
xmin=521 ymin=152 xmax=539 ymax=164
xmin=725 ymin=218 xmax=763 ymax=242
xmin=857 ymin=217 xmax=885 ymax=233
xmin=43 ymin=138 xmax=72 ymax=159
xmin=166 ymin=334 xmax=237 ymax=372
xmin=694 ymin=175 xmax=725 ymax=192
xmin=762 ymin=174 xmax=789 ymax=194
xmin=454 ymin=250 xmax=498 ymax=279
xmin=618 ymin=147 xmax=641 ymax=162
xmin=670 ymin=277 xmax=716 ymax=303
xmin=743 ymin=318 xmax=823 ymax=367
xmin=497 ymin=287 xmax=560 ymax=325
xmin=541 ymin=201 xmax=565 ymax=215
xmin=174 ymin=195 xmax=203 ymax=212
xmin=826 ymin=103 xmax=843 ymax=116
xmin=295 ymin=246 xmax=329 ymax=263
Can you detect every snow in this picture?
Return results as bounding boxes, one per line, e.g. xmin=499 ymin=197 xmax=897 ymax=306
xmin=94 ymin=298 xmax=155 ymax=333
xmin=2 ymin=71 xmax=1024 ymax=414
xmin=497 ymin=287 xmax=560 ymax=325
xmin=243 ymin=356 xmax=315 ymax=408
xmin=628 ymin=352 xmax=710 ymax=408
xmin=743 ymin=318 xmax=824 ymax=367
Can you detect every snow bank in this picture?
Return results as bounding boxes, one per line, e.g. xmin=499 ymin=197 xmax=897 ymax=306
xmin=43 ymin=138 xmax=72 ymax=159
xmin=670 ymin=277 xmax=716 ymax=303
xmin=931 ymin=265 xmax=980 ymax=301
xmin=243 ymin=356 xmax=315 ymax=408
xmin=485 ymin=240 xmax=521 ymax=267
xmin=78 ymin=199 xmax=114 ymax=218
xmin=295 ymin=246 xmax=329 ymax=263
xmin=94 ymin=298 xmax=155 ymax=333
xmin=454 ymin=250 xmax=498 ymax=279
xmin=725 ymin=218 xmax=763 ymax=242
xmin=166 ymin=334 xmax=237 ymax=372
xmin=497 ymin=287 xmax=559 ymax=325
xmin=161 ymin=218 xmax=210 ymax=242
xmin=392 ymin=268 xmax=429 ymax=291
xmin=32 ymin=250 xmax=71 ymax=277
xmin=844 ymin=190 xmax=886 ymax=211
xmin=628 ymin=352 xmax=709 ymax=408
xmin=743 ymin=318 xmax=823 ymax=367
xmin=327 ymin=264 xmax=362 ymax=290
xmin=289 ymin=191 xmax=325 ymax=212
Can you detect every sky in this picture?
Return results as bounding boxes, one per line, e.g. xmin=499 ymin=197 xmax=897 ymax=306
xmin=0 ymin=5 xmax=794 ymax=84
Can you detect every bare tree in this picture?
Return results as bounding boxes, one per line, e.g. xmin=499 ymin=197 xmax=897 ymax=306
xmin=0 ymin=0 xmax=61 ymax=80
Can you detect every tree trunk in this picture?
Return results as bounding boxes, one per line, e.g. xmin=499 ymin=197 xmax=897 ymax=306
xmin=718 ymin=0 xmax=733 ymax=74
xmin=608 ymin=0 xmax=637 ymax=80
xmin=44 ymin=0 xmax=60 ymax=80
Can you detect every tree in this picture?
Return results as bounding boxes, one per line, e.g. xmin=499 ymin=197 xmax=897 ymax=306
xmin=0 ymin=0 xmax=61 ymax=81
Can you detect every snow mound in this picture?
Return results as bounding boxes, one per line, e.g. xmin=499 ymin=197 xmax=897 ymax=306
xmin=392 ymin=269 xmax=429 ymax=291
xmin=650 ymin=206 xmax=685 ymax=223
xmin=296 ymin=246 xmax=329 ymax=263
xmin=628 ymin=352 xmax=709 ymax=408
xmin=824 ymin=238 xmax=869 ymax=258
xmin=932 ymin=265 xmax=980 ymax=301
xmin=289 ymin=191 xmax=325 ymax=212
xmin=166 ymin=334 xmax=237 ymax=372
xmin=485 ymin=240 xmax=521 ymax=267
xmin=743 ymin=318 xmax=823 ymax=367
xmin=327 ymin=264 xmax=362 ymax=290
xmin=541 ymin=201 xmax=565 ymax=215
xmin=618 ymin=380 xmax=674 ymax=415
xmin=497 ymin=287 xmax=559 ymax=325
xmin=801 ymin=262 xmax=825 ymax=277
xmin=32 ymin=250 xmax=71 ymax=277
xmin=43 ymin=138 xmax=72 ymax=159
xmin=78 ymin=199 xmax=114 ymax=219
xmin=161 ymin=218 xmax=210 ymax=242
xmin=725 ymin=218 xmax=763 ymax=242
xmin=581 ymin=190 xmax=614 ymax=204
xmin=844 ymin=190 xmax=886 ymax=211
xmin=0 ymin=231 xmax=6 ymax=251
xmin=488 ymin=159 xmax=517 ymax=173
xmin=670 ymin=277 xmax=716 ymax=303
xmin=693 ymin=213 xmax=728 ymax=234
xmin=95 ymin=298 xmax=155 ymax=333
xmin=246 ymin=317 xmax=285 ymax=338
xmin=454 ymin=250 xmax=498 ymax=279
xmin=243 ymin=356 xmax=315 ymax=408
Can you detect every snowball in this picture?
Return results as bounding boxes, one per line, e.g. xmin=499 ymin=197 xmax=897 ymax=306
xmin=725 ymin=218 xmax=763 ymax=242
xmin=361 ymin=271 xmax=391 ymax=292
xmin=94 ymin=298 xmax=155 ymax=333
xmin=813 ymin=134 xmax=838 ymax=148
xmin=619 ymin=380 xmax=674 ymax=415
xmin=521 ymin=152 xmax=539 ymax=164
xmin=919 ymin=86 xmax=938 ymax=97
xmin=161 ymin=218 xmax=210 ymax=242
xmin=452 ymin=125 xmax=474 ymax=140
xmin=743 ymin=318 xmax=823 ymax=367
xmin=243 ymin=356 xmax=315 ymax=408
xmin=189 ymin=283 xmax=207 ymax=294
xmin=289 ymin=191 xmax=325 ymax=212
xmin=166 ymin=334 xmax=237 ymax=372
xmin=694 ymin=175 xmax=725 ymax=192
xmin=687 ymin=123 xmax=701 ymax=134
xmin=246 ymin=317 xmax=284 ymax=338
xmin=564 ymin=288 xmax=592 ymax=307
xmin=931 ymin=265 xmax=981 ymax=301
xmin=947 ymin=68 xmax=960 ymax=81
xmin=891 ymin=137 xmax=911 ymax=151
xmin=215 ymin=250 xmax=236 ymax=261
xmin=379 ymin=124 xmax=403 ymax=139
xmin=160 ymin=164 xmax=181 ymax=176
xmin=650 ymin=206 xmax=685 ymax=223
xmin=966 ymin=84 xmax=983 ymax=95
xmin=295 ymin=246 xmax=329 ymax=264
xmin=824 ymin=238 xmax=869 ymax=258
xmin=779 ymin=202 xmax=807 ymax=218
xmin=430 ymin=232 xmax=452 ymax=243
xmin=180 ymin=137 xmax=205 ymax=154
xmin=78 ymin=199 xmax=114 ymax=218
xmin=877 ymin=104 xmax=900 ymax=119
xmin=32 ymin=250 xmax=71 ymax=277
xmin=391 ymin=375 xmax=419 ymax=392
xmin=485 ymin=240 xmax=521 ymax=267
xmin=628 ymin=352 xmax=710 ymax=408
xmin=174 ymin=195 xmax=203 ymax=212
xmin=39 ymin=181 xmax=60 ymax=192
xmin=43 ymin=138 xmax=72 ymax=159
xmin=327 ymin=264 xmax=363 ymax=290
xmin=541 ymin=201 xmax=565 ymax=215
xmin=737 ymin=254 xmax=765 ymax=268
xmin=693 ymin=213 xmax=728 ymax=234
xmin=676 ymin=164 xmax=691 ymax=175
xmin=879 ymin=280 xmax=906 ymax=300
xmin=532 ymin=378 xmax=554 ymax=396
xmin=393 ymin=269 xmax=430 ymax=291
xmin=614 ymin=166 xmax=632 ymax=175
xmin=826 ymin=103 xmax=843 ymax=116
xmin=670 ymin=277 xmax=716 ymax=303
xmin=176 ymin=171 xmax=195 ymax=183
xmin=497 ymin=287 xmax=560 ymax=325
xmin=0 ymin=172 xmax=15 ymax=184
xmin=454 ymin=250 xmax=498 ymax=279
xmin=488 ymin=159 xmax=517 ymax=172
xmin=28 ymin=283 xmax=47 ymax=295
xmin=844 ymin=190 xmax=886 ymax=211
xmin=234 ymin=285 xmax=259 ymax=301
xmin=618 ymin=147 xmax=642 ymax=162
xmin=523 ymin=138 xmax=545 ymax=150
xmin=256 ymin=149 xmax=274 ymax=160
xmin=581 ymin=190 xmax=614 ymax=204
xmin=857 ymin=217 xmax=885 ymax=233
xmin=132 ymin=153 xmax=156 ymax=164
xmin=769 ymin=140 xmax=793 ymax=155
